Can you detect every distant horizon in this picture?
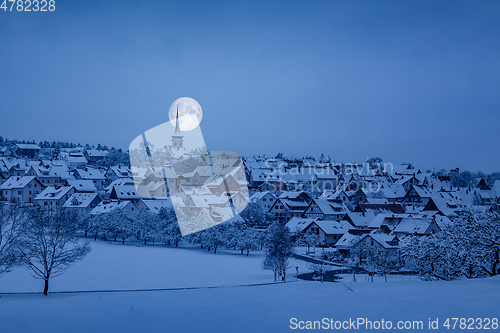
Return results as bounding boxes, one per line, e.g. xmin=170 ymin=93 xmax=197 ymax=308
xmin=1 ymin=134 xmax=498 ymax=174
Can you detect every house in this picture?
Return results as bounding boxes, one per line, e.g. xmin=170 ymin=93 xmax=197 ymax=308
xmin=423 ymin=197 xmax=457 ymax=217
xmin=342 ymin=211 xmax=376 ymax=229
xmin=74 ymin=167 xmax=106 ymax=190
xmin=85 ymin=149 xmax=108 ymax=164
xmin=0 ymin=176 xmax=44 ymax=203
xmin=323 ymin=189 xmax=350 ymax=204
xmin=286 ymin=217 xmax=319 ymax=234
xmin=104 ymin=178 xmax=135 ymax=198
xmin=90 ymin=200 xmax=138 ymax=215
xmin=395 ymin=175 xmax=420 ymax=192
xmin=67 ymin=179 xmax=97 ymax=193
xmin=350 ymin=188 xmax=368 ymax=205
xmin=15 ymin=143 xmax=40 ymax=158
xmin=249 ymin=191 xmax=277 ymax=213
xmin=248 ymin=168 xmax=283 ymax=189
xmin=392 ymin=217 xmax=441 ymax=237
xmin=335 ymin=232 xmax=362 ymax=254
xmin=105 ymin=165 xmax=133 ymax=182
xmin=353 ymin=202 xmax=405 ymax=214
xmin=476 ymin=178 xmax=491 ymax=191
xmin=61 ymin=152 xmax=88 ymax=170
xmin=269 ymin=196 xmax=309 ymax=223
xmin=62 ymin=193 xmax=101 ymax=215
xmin=135 ymin=199 xmax=173 ymax=213
xmin=302 ymin=198 xmax=347 ymax=220
xmin=26 ymin=164 xmax=68 ymax=187
xmin=35 ymin=186 xmax=76 ymax=211
xmin=350 ymin=233 xmax=400 ymax=261
xmin=109 ymin=184 xmax=142 ymax=202
xmin=402 ymin=185 xmax=434 ymax=206
xmin=368 ymin=213 xmax=410 ymax=233
xmin=303 ymin=220 xmax=352 ymax=246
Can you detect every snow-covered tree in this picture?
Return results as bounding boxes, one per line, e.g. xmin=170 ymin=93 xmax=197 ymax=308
xmin=0 ymin=203 xmax=27 ymax=275
xmin=263 ymin=222 xmax=294 ymax=282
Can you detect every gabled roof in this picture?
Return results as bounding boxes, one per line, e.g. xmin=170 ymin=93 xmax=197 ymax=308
xmin=63 ymin=193 xmax=100 ymax=208
xmin=310 ymin=220 xmax=352 ymax=235
xmin=249 ymin=191 xmax=276 ymax=202
xmin=342 ymin=211 xmax=376 ymax=228
xmin=68 ymin=179 xmax=97 ymax=193
xmin=393 ymin=217 xmax=437 ymax=234
xmin=360 ymin=233 xmax=399 ymax=249
xmin=75 ymin=167 xmax=105 ymax=180
xmin=138 ymin=199 xmax=173 ymax=212
xmin=405 ymin=185 xmax=434 ymax=198
xmin=335 ymin=233 xmax=362 ymax=249
xmin=0 ymin=176 xmax=41 ymax=190
xmin=286 ymin=217 xmax=318 ymax=233
xmin=111 ymin=184 xmax=141 ymax=199
xmin=35 ymin=186 xmax=74 ymax=201
xmin=423 ymin=197 xmax=457 ymax=216
xmin=91 ymin=200 xmax=136 ymax=215
xmin=16 ymin=143 xmax=41 ymax=150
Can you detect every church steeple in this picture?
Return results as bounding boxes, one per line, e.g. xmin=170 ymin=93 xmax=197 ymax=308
xmin=174 ymin=106 xmax=180 ymax=134
xmin=171 ymin=106 xmax=184 ymax=150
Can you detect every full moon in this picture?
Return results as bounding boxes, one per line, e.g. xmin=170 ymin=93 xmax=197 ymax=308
xmin=168 ymin=97 xmax=203 ymax=131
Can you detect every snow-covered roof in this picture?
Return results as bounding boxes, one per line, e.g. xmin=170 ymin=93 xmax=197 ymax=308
xmin=67 ymin=179 xmax=97 ymax=193
xmin=313 ymin=220 xmax=351 ymax=235
xmin=63 ymin=193 xmax=100 ymax=208
xmin=286 ymin=217 xmax=318 ymax=233
xmin=16 ymin=143 xmax=41 ymax=150
xmin=105 ymin=178 xmax=135 ymax=192
xmin=76 ymin=167 xmax=105 ymax=180
xmin=249 ymin=191 xmax=276 ymax=203
xmin=111 ymin=184 xmax=141 ymax=199
xmin=393 ymin=218 xmax=435 ymax=234
xmin=86 ymin=149 xmax=108 ymax=157
xmin=343 ymin=211 xmax=376 ymax=227
xmin=138 ymin=199 xmax=173 ymax=212
xmin=335 ymin=233 xmax=362 ymax=249
xmin=35 ymin=186 xmax=74 ymax=201
xmin=0 ymin=176 xmax=39 ymax=189
xmin=91 ymin=200 xmax=136 ymax=215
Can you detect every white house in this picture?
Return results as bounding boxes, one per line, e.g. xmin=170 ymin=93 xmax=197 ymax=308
xmin=0 ymin=176 xmax=44 ymax=203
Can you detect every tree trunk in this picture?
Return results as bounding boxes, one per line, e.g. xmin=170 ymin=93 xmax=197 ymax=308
xmin=94 ymin=233 xmax=98 ymax=241
xmin=214 ymin=246 xmax=217 ymax=254
xmin=122 ymin=238 xmax=125 ymax=245
xmin=43 ymin=279 xmax=49 ymax=296
xmin=144 ymin=239 xmax=147 ymax=245
xmin=246 ymin=250 xmax=250 ymax=256
xmin=241 ymin=249 xmax=243 ymax=255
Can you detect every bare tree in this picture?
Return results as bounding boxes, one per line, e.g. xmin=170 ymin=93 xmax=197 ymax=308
xmin=0 ymin=203 xmax=27 ymax=275
xmin=18 ymin=209 xmax=91 ymax=295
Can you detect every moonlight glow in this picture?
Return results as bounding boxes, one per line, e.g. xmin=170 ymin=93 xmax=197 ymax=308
xmin=168 ymin=97 xmax=203 ymax=131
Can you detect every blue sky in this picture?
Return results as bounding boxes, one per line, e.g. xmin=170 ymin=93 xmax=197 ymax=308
xmin=1 ymin=0 xmax=499 ymax=172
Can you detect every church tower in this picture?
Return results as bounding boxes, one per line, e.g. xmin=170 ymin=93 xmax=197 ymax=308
xmin=171 ymin=106 xmax=184 ymax=150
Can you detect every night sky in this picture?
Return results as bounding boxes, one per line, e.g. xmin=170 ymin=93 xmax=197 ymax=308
xmin=1 ymin=0 xmax=499 ymax=172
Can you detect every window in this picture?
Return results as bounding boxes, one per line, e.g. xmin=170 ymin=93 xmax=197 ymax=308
xmin=18 ymin=190 xmax=22 ymax=195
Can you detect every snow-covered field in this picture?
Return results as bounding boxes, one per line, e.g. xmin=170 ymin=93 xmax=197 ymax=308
xmin=0 ymin=241 xmax=498 ymax=333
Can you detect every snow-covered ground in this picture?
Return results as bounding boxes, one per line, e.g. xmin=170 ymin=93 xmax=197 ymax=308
xmin=0 ymin=241 xmax=498 ymax=333
xmin=0 ymin=240 xmax=302 ymax=293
